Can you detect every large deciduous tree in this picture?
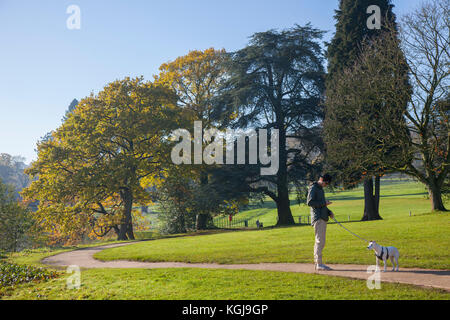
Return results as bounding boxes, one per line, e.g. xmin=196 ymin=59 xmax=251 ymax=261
xmin=216 ymin=24 xmax=326 ymax=226
xmin=155 ymin=48 xmax=231 ymax=229
xmin=393 ymin=0 xmax=449 ymax=211
xmin=155 ymin=48 xmax=228 ymax=127
xmin=22 ymin=77 xmax=181 ymax=242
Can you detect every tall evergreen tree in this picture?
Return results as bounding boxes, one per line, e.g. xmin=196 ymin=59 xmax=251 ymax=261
xmin=62 ymin=99 xmax=79 ymax=122
xmin=327 ymin=0 xmax=396 ymax=76
xmin=325 ymin=0 xmax=406 ymax=221
xmin=216 ymin=24 xmax=326 ymax=225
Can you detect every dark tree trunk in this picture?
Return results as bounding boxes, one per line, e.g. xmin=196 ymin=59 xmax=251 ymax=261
xmin=118 ymin=188 xmax=135 ymax=240
xmin=117 ymin=226 xmax=128 ymax=240
xmin=275 ymin=129 xmax=295 ymax=226
xmin=361 ymin=176 xmax=382 ymax=221
xmin=126 ymin=223 xmax=135 ymax=240
xmin=196 ymin=213 xmax=209 ymax=230
xmin=428 ymin=183 xmax=447 ymax=211
xmin=275 ymin=186 xmax=294 ymax=225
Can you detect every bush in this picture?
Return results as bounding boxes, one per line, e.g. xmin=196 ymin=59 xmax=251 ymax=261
xmin=0 ymin=262 xmax=58 ymax=287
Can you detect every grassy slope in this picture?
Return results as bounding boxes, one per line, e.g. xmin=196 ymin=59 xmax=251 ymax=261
xmin=220 ymin=179 xmax=432 ymax=227
xmin=96 ymin=213 xmax=449 ymax=269
xmin=96 ymin=180 xmax=449 ymax=269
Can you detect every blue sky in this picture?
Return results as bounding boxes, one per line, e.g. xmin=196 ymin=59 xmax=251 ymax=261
xmin=0 ymin=0 xmax=423 ymax=163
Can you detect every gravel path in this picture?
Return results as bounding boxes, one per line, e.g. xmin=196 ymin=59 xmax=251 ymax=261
xmin=42 ymin=242 xmax=450 ymax=292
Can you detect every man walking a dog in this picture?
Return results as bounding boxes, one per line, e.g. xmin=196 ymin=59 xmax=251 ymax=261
xmin=307 ymin=174 xmax=334 ymax=271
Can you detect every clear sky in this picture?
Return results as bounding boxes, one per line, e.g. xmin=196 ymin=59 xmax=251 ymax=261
xmin=0 ymin=0 xmax=423 ymax=164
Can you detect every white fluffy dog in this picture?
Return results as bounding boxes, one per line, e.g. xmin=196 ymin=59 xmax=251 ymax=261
xmin=367 ymin=241 xmax=399 ymax=272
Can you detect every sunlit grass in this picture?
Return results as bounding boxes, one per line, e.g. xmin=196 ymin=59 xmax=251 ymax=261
xmin=2 ymin=268 xmax=448 ymax=300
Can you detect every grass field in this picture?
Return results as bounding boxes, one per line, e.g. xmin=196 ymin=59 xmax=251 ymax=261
xmin=215 ymin=178 xmax=433 ymax=227
xmin=2 ymin=268 xmax=449 ymax=300
xmin=1 ymin=178 xmax=449 ymax=300
xmin=96 ymin=180 xmax=449 ymax=270
xmin=96 ymin=212 xmax=450 ymax=269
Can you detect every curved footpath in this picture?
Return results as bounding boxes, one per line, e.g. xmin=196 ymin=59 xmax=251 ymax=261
xmin=42 ymin=242 xmax=450 ymax=292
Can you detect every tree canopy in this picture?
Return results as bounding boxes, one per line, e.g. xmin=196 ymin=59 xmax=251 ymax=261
xmin=215 ymin=24 xmax=326 ymax=225
xmin=22 ymin=77 xmax=182 ymax=242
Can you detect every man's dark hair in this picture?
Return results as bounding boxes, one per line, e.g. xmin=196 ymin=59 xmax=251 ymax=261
xmin=320 ymin=174 xmax=332 ymax=183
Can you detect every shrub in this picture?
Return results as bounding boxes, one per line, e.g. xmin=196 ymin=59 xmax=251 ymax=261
xmin=0 ymin=262 xmax=58 ymax=287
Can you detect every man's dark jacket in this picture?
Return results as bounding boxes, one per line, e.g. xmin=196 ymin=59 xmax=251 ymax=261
xmin=307 ymin=182 xmax=332 ymax=225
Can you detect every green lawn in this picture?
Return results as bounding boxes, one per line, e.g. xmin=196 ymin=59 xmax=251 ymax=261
xmin=216 ymin=179 xmax=432 ymax=227
xmin=96 ymin=212 xmax=450 ymax=269
xmin=96 ymin=180 xmax=449 ymax=270
xmin=2 ymin=178 xmax=449 ymax=300
xmin=2 ymin=268 xmax=449 ymax=300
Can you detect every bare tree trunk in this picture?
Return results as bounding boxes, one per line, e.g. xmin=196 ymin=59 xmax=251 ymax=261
xmin=361 ymin=176 xmax=382 ymax=221
xmin=275 ymin=129 xmax=295 ymax=226
xmin=276 ymin=183 xmax=295 ymax=225
xmin=196 ymin=214 xmax=208 ymax=230
xmin=428 ymin=183 xmax=447 ymax=211
xmin=118 ymin=188 xmax=135 ymax=240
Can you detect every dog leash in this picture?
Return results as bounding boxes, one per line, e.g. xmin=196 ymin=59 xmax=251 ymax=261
xmin=332 ymin=217 xmax=369 ymax=243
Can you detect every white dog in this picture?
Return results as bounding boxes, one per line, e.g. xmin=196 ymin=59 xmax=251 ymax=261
xmin=367 ymin=241 xmax=399 ymax=272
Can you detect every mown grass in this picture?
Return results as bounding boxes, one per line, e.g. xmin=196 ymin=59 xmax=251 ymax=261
xmin=218 ymin=179 xmax=432 ymax=227
xmin=96 ymin=212 xmax=450 ymax=269
xmin=2 ymin=268 xmax=449 ymax=300
xmin=96 ymin=180 xmax=449 ymax=269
